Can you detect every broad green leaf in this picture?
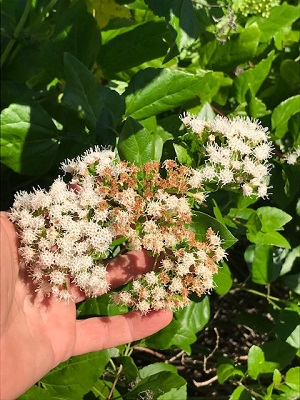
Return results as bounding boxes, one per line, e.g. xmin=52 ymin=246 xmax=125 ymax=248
xmin=217 ymin=359 xmax=245 ymax=384
xmin=196 ymin=102 xmax=216 ymax=121
xmin=247 ymin=345 xmax=265 ymax=379
xmin=246 ymin=4 xmax=299 ymax=47
xmin=189 ymin=211 xmax=237 ymax=249
xmin=280 ymin=60 xmax=300 ymax=90
xmin=126 ymin=371 xmax=186 ymax=399
xmin=245 ymin=244 xmax=281 ymax=284
xmin=247 ymin=92 xmax=270 ymax=119
xmin=173 ymin=143 xmax=194 ymax=166
xmin=169 ymin=298 xmax=210 ymax=353
xmin=141 ymin=318 xmax=182 ymax=350
xmin=202 ymin=24 xmax=260 ymax=72
xmin=248 ymin=341 xmax=295 ymax=379
xmin=270 ymin=164 xmax=300 ymax=209
xmin=229 ymin=386 xmax=252 ymax=400
xmin=62 ymin=53 xmax=104 ymax=130
xmin=77 ymin=294 xmax=128 ymax=317
xmin=113 ymin=356 xmax=139 ymax=381
xmin=98 ymin=21 xmax=169 ymax=76
xmin=158 ymin=384 xmax=187 ymax=400
xmin=280 ymin=245 xmax=300 ymax=276
xmin=117 ymin=117 xmax=163 ymax=164
xmin=175 ymin=296 xmax=210 ymax=334
xmin=256 ymin=207 xmax=292 ymax=231
xmin=247 ymin=231 xmax=291 ymax=249
xmin=273 ymin=369 xmax=282 ymax=385
xmin=40 ymin=351 xmax=111 ymax=398
xmin=139 ymin=362 xmax=178 ymax=379
xmin=142 ymin=297 xmax=210 ymax=353
xmin=18 ymin=385 xmax=55 ymax=400
xmin=272 ymin=95 xmax=300 ymax=139
xmin=234 ymin=51 xmax=275 ymax=103
xmin=162 ymin=0 xmax=198 ymax=62
xmin=246 ymin=207 xmax=292 ymax=248
xmin=214 ymin=262 xmax=233 ymax=295
xmin=275 ymin=309 xmax=300 ymax=349
xmin=87 ymin=0 xmax=131 ymax=29
xmin=124 ymin=68 xmax=212 ymax=120
xmin=285 ymin=367 xmax=300 ymax=392
xmin=40 ymin=0 xmax=101 ymax=80
xmin=235 ymin=312 xmax=274 ymax=334
xmin=0 ymin=103 xmax=59 ymax=175
xmin=282 ymin=273 xmax=300 ymax=295
xmin=261 ymin=339 xmax=297 ymax=371
xmin=88 ymin=379 xmax=119 ymax=399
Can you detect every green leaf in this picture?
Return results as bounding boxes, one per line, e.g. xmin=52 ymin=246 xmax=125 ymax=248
xmin=214 ymin=262 xmax=233 ymax=295
xmin=275 ymin=309 xmax=300 ymax=349
xmin=18 ymin=385 xmax=54 ymax=400
xmin=62 ymin=53 xmax=109 ymax=131
xmin=117 ymin=117 xmax=163 ymax=164
xmin=246 ymin=207 xmax=292 ymax=248
xmin=0 ymin=103 xmax=59 ymax=175
xmin=256 ymin=207 xmax=292 ymax=231
xmin=169 ymin=297 xmax=211 ymax=353
xmin=245 ymin=244 xmax=281 ymax=284
xmin=285 ymin=367 xmax=300 ymax=392
xmin=203 ymin=24 xmax=260 ymax=72
xmin=139 ymin=362 xmax=178 ymax=379
xmin=234 ymin=51 xmax=275 ymax=103
xmin=229 ymin=386 xmax=252 ymax=400
xmin=272 ymin=95 xmax=300 ymax=139
xmin=247 ymin=345 xmax=266 ymax=379
xmin=217 ymin=358 xmax=245 ymax=384
xmin=196 ymin=102 xmax=216 ymax=121
xmin=189 ymin=211 xmax=237 ymax=249
xmin=273 ymin=369 xmax=282 ymax=385
xmin=113 ymin=356 xmax=139 ymax=381
xmin=247 ymin=92 xmax=270 ymax=119
xmin=282 ymin=273 xmax=300 ymax=295
xmin=41 ymin=0 xmax=101 ymax=78
xmin=261 ymin=339 xmax=297 ymax=371
xmin=40 ymin=351 xmax=111 ymax=399
xmin=142 ymin=297 xmax=210 ymax=353
xmin=173 ymin=143 xmax=194 ymax=166
xmin=158 ymin=385 xmax=187 ymax=400
xmin=141 ymin=318 xmax=182 ymax=350
xmin=98 ymin=21 xmax=169 ymax=76
xmin=235 ymin=312 xmax=274 ymax=334
xmin=164 ymin=0 xmax=198 ymax=62
xmin=280 ymin=60 xmax=300 ymax=90
xmin=247 ymin=231 xmax=291 ymax=249
xmin=246 ymin=4 xmax=299 ymax=47
xmin=77 ymin=294 xmax=128 ymax=318
xmin=175 ymin=296 xmax=210 ymax=334
xmin=126 ymin=371 xmax=186 ymax=399
xmin=124 ymin=68 xmax=212 ymax=120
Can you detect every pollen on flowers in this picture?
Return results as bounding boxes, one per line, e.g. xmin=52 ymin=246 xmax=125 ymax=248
xmin=9 ymin=145 xmax=228 ymax=311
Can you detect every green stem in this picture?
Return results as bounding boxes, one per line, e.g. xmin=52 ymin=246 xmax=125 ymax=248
xmin=1 ymin=0 xmax=32 ymax=68
xmin=240 ymin=288 xmax=284 ymax=302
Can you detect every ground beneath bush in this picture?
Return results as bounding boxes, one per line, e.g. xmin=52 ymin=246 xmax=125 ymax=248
xmin=133 ymin=285 xmax=271 ymax=399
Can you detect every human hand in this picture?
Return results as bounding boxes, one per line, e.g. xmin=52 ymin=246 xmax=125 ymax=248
xmin=0 ymin=212 xmax=172 ymax=399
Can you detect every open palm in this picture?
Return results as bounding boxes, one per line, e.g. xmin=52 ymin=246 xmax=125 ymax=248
xmin=0 ymin=212 xmax=172 ymax=399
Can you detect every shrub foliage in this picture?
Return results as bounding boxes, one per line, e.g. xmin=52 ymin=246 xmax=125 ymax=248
xmin=1 ymin=0 xmax=299 ymax=398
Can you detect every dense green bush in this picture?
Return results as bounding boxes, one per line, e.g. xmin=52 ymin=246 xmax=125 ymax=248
xmin=1 ymin=0 xmax=299 ymax=398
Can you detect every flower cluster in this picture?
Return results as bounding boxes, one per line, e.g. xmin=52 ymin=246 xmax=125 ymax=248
xmin=284 ymin=147 xmax=300 ymax=165
xmin=180 ymin=114 xmax=272 ymax=198
xmin=234 ymin=0 xmax=280 ymax=18
xmin=9 ymin=148 xmax=226 ymax=310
